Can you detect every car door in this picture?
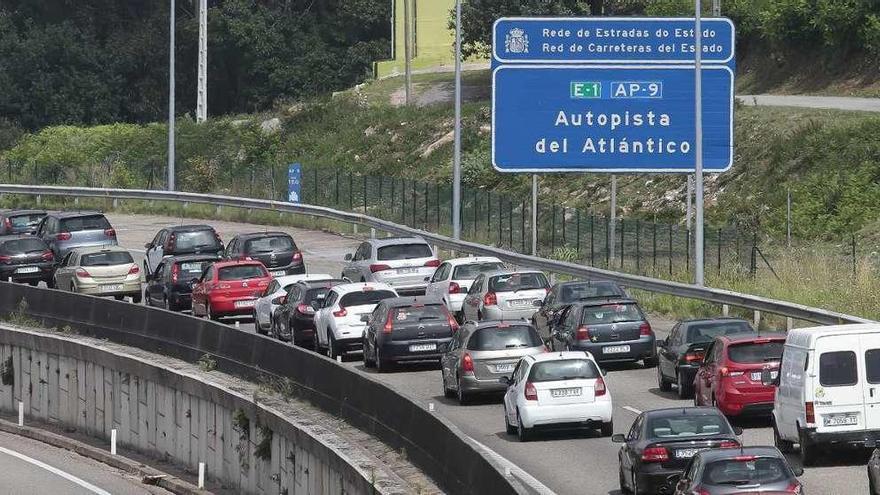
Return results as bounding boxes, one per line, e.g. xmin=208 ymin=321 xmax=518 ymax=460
xmin=354 ymin=243 xmax=372 ymax=281
xmin=54 ymin=251 xmax=75 ymax=289
xmin=39 ymin=217 xmax=58 ymax=255
xmin=462 ymin=275 xmax=484 ymax=321
xmin=620 ymin=414 xmax=644 ymax=484
xmin=146 ymin=230 xmax=166 ymax=273
xmin=504 ymin=360 xmax=526 ymax=422
xmin=342 ymin=243 xmax=365 ymax=281
xmin=696 ymin=341 xmax=717 ymax=405
xmin=442 ymin=329 xmax=464 ymax=385
xmin=659 ymin=324 xmax=681 ymax=380
xmin=191 ymin=266 xmax=213 ymax=315
xmin=555 ymin=305 xmax=579 ymax=350
xmin=426 ymin=262 xmax=450 ymax=299
xmin=148 ymin=261 xmax=166 ymax=304
xmin=314 ymin=290 xmax=338 ymax=346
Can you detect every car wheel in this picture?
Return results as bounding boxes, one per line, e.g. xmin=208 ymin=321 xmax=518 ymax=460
xmin=643 ymin=356 xmax=658 ymax=368
xmin=516 ymin=410 xmax=530 ymax=442
xmin=114 ymin=295 xmax=124 ymax=301
xmin=871 ymin=475 xmax=877 ymax=495
xmin=131 ymin=292 xmax=142 ymax=305
xmin=327 ymin=333 xmax=337 ymax=359
xmin=677 ymin=371 xmax=694 ymax=399
xmin=442 ymin=372 xmax=454 ymax=398
xmin=312 ymin=332 xmax=322 ymax=353
xmin=600 ymin=420 xmax=613 ymax=437
xmin=70 ymin=282 xmax=76 ymax=293
xmin=477 ymin=311 xmax=483 ymax=322
xmin=618 ymin=466 xmax=632 ymax=494
xmin=632 ymin=470 xmax=641 ymax=495
xmin=457 ymin=376 xmax=469 ymax=405
xmin=254 ymin=310 xmax=266 ymax=335
xmin=376 ymin=345 xmax=391 ymax=372
xmin=207 ymin=303 xmax=219 ymax=321
xmin=363 ymin=339 xmax=376 ymax=368
xmin=799 ymin=427 xmax=817 ymax=466
xmin=773 ymin=421 xmax=794 ymax=454
xmin=504 ymin=405 xmax=516 ymax=435
xmin=657 ymin=366 xmax=672 ymax=392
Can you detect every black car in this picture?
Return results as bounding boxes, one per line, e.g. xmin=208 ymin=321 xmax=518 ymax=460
xmin=657 ymin=318 xmax=755 ymax=399
xmin=270 ymin=279 xmax=345 ymax=346
xmin=362 ymin=296 xmax=457 ymax=372
xmin=549 ymin=298 xmax=657 ymax=366
xmin=225 ymin=232 xmax=304 ymax=276
xmin=144 ymin=254 xmax=220 ymax=311
xmin=673 ymin=446 xmax=803 ymax=495
xmin=0 ymin=209 xmax=46 ymax=236
xmin=533 ymin=280 xmax=626 ymax=340
xmin=613 ymin=407 xmax=742 ymax=495
xmin=0 ymin=236 xmax=55 ymax=285
xmin=144 ymin=225 xmax=223 ymax=274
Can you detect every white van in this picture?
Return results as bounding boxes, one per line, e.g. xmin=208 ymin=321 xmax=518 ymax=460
xmin=767 ymin=323 xmax=880 ymax=466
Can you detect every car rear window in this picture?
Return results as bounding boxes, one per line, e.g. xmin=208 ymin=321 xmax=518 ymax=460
xmin=393 ymin=304 xmax=447 ymax=323
xmin=528 ymin=359 xmax=600 ymax=382
xmin=60 ymin=215 xmax=111 ymax=232
xmin=559 ymin=282 xmax=623 ymax=303
xmin=488 ymin=273 xmax=548 ymax=292
xmin=244 ymin=235 xmax=296 ymax=253
xmin=466 ymin=325 xmax=543 ymax=351
xmin=173 ymin=230 xmax=219 ymax=250
xmin=176 ymin=260 xmax=214 ymax=280
xmin=580 ymin=303 xmax=643 ymax=324
xmin=452 ymin=262 xmax=505 ymax=280
xmin=339 ymin=290 xmax=396 ymax=307
xmin=376 ymin=243 xmax=433 ymax=261
xmin=727 ymin=341 xmax=784 ymax=364
xmin=819 ymin=350 xmax=858 ymax=387
xmin=218 ymin=265 xmax=267 ymax=280
xmin=646 ymin=414 xmax=732 ymax=439
xmin=0 ymin=238 xmax=47 ymax=254
xmin=304 ymin=287 xmax=332 ymax=304
xmin=686 ymin=322 xmax=754 ymax=343
xmin=10 ymin=214 xmax=44 ymax=228
xmin=81 ymin=251 xmax=134 ymax=266
xmin=704 ymin=457 xmax=790 ymax=486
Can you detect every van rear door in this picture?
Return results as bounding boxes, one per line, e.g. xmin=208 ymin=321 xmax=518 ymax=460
xmin=860 ymin=334 xmax=880 ymax=430
xmin=814 ymin=335 xmax=865 ymax=434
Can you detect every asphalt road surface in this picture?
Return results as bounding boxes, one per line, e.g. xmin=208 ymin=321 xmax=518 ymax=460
xmin=104 ymin=212 xmax=870 ymax=495
xmin=737 ymin=94 xmax=880 ymax=112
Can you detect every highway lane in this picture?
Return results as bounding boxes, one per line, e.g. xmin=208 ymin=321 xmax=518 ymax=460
xmin=105 ymin=213 xmax=870 ymax=494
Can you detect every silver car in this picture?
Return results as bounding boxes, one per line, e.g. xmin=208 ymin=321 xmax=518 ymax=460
xmin=461 ymin=270 xmax=549 ymax=322
xmin=340 ymin=237 xmax=438 ymax=295
xmin=673 ymin=446 xmax=804 ymax=494
xmin=36 ymin=211 xmax=118 ymax=259
xmin=440 ymin=320 xmax=546 ymax=405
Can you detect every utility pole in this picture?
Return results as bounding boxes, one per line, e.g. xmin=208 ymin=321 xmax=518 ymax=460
xmin=452 ymin=0 xmax=462 ymax=239
xmin=686 ymin=175 xmax=693 ymax=233
xmin=167 ymin=0 xmax=176 ymax=191
xmin=196 ymin=0 xmax=207 ymax=123
xmin=403 ymin=0 xmax=413 ymax=105
xmin=694 ymin=0 xmax=705 ymax=285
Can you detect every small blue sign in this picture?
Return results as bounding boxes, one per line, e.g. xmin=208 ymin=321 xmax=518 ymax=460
xmin=287 ymin=163 xmax=301 ymax=203
xmin=492 ymin=65 xmax=733 ymax=173
xmin=493 ymin=17 xmax=735 ymax=65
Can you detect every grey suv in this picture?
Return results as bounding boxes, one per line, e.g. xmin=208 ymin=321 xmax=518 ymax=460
xmin=36 ymin=211 xmax=118 ymax=259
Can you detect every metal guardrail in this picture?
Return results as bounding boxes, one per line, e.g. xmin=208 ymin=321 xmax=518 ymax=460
xmin=0 ymin=184 xmax=873 ymax=326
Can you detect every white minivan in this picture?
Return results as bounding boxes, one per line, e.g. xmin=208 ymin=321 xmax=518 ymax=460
xmin=766 ymin=323 xmax=880 ymax=466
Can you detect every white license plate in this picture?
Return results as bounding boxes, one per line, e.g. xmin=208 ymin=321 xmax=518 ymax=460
xmin=495 ymin=363 xmax=515 ymax=373
xmin=397 ymin=268 xmax=417 ymax=274
xmin=234 ymin=300 xmax=256 ymax=308
xmin=14 ymin=266 xmax=39 ymax=274
xmin=602 ymin=345 xmax=631 ymax=354
xmin=409 ymin=343 xmax=436 ymax=352
xmin=101 ymin=284 xmax=123 ymax=292
xmin=824 ymin=414 xmax=858 ymax=427
xmin=270 ymin=270 xmax=287 ymax=277
xmin=551 ymin=387 xmax=582 ymax=398
xmin=675 ymin=448 xmax=702 ymax=459
xmin=509 ymin=299 xmax=532 ymax=307
xmin=751 ymin=370 xmax=778 ymax=381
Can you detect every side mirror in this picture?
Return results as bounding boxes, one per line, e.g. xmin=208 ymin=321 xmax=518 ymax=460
xmin=792 ymin=465 xmax=804 ymax=477
xmin=760 ymin=369 xmax=780 ymax=387
xmin=499 ymin=376 xmax=511 ymax=386
xmin=423 ymin=276 xmax=431 ymax=282
xmin=733 ymin=426 xmax=744 ymax=436
xmin=360 ymin=314 xmax=371 ymax=323
xmin=344 ymin=253 xmax=353 ymax=261
xmin=144 ymin=242 xmax=151 ymax=249
xmin=611 ymin=434 xmax=626 ymax=443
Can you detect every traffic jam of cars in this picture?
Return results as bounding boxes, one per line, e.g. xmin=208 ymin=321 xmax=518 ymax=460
xmin=6 ymin=208 xmax=880 ymax=494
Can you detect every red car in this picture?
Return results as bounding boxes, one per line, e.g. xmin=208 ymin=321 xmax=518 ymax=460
xmin=693 ymin=333 xmax=785 ymax=417
xmin=191 ymin=260 xmax=271 ymax=320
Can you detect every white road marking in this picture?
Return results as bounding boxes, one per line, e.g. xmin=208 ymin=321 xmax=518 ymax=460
xmin=623 ymin=406 xmax=642 ymax=415
xmin=468 ymin=437 xmax=557 ymax=495
xmin=0 ymin=445 xmax=113 ymax=495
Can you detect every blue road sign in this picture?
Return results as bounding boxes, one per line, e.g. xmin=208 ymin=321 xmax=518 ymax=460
xmin=287 ymin=163 xmax=301 ymax=203
xmin=493 ymin=17 xmax=734 ymax=66
xmin=492 ymin=65 xmax=733 ymax=173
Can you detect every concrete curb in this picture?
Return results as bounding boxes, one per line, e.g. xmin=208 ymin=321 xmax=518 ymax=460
xmin=0 ymin=418 xmax=205 ymax=495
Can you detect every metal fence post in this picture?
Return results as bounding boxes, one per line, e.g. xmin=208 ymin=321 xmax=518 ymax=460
xmin=551 ymin=205 xmax=557 ymax=253
xmin=620 ymin=219 xmax=625 ymax=269
xmin=521 ymin=200 xmax=526 ymax=253
xmin=473 ymin=189 xmax=478 ymax=238
xmin=576 ymin=209 xmax=581 ymax=255
xmin=590 ymin=215 xmax=595 ymax=266
xmin=717 ymin=228 xmax=722 ymax=276
xmin=424 ymin=182 xmax=429 ymax=228
xmin=363 ymin=175 xmax=368 ymax=213
xmin=686 ymin=229 xmax=691 ymax=274
xmin=436 ymin=183 xmax=441 ymax=231
xmin=668 ymin=225 xmax=673 ymax=276
xmin=411 ymin=181 xmax=417 ymax=227
xmin=852 ymin=234 xmax=857 ymax=279
xmin=652 ymin=223 xmax=657 ymax=275
xmin=335 ymin=170 xmax=340 ymax=207
xmin=561 ymin=207 xmax=567 ymax=247
xmin=635 ymin=220 xmax=641 ymax=274
xmin=314 ymin=168 xmax=319 ymax=205
xmin=348 ymin=173 xmax=353 ymax=211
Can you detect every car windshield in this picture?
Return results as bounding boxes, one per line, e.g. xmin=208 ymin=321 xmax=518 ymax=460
xmin=558 ymin=282 xmax=623 ymax=303
xmin=60 ymin=215 xmax=111 ymax=232
xmin=245 ymin=236 xmax=295 ymax=253
xmin=580 ymin=303 xmax=643 ymax=324
xmin=452 ymin=262 xmax=505 ymax=280
xmin=218 ymin=265 xmax=266 ymax=280
xmin=646 ymin=414 xmax=732 ymax=439
xmin=686 ymin=321 xmax=754 ymax=343
xmin=393 ymin=304 xmax=447 ymax=322
xmin=727 ymin=341 xmax=784 ymax=364
xmin=173 ymin=230 xmax=218 ymax=250
xmin=10 ymin=214 xmax=44 ymax=228
xmin=176 ymin=260 xmax=214 ymax=280
xmin=81 ymin=251 xmax=133 ymax=266
xmin=528 ymin=359 xmax=600 ymax=382
xmin=376 ymin=243 xmax=433 ymax=261
xmin=0 ymin=238 xmax=47 ymax=254
xmin=704 ymin=457 xmax=790 ymax=486
xmin=488 ymin=273 xmax=548 ymax=292
xmin=339 ymin=290 xmax=397 ymax=307
xmin=467 ymin=325 xmax=543 ymax=351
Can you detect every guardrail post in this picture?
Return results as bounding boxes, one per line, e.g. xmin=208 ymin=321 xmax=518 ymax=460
xmin=36 ymin=195 xmax=41 ymax=206
xmin=722 ymin=304 xmax=729 ymax=316
xmin=753 ymin=310 xmax=761 ymax=327
xmin=74 ymin=197 xmax=79 ymax=207
xmin=216 ymin=205 xmax=222 ymax=216
xmin=353 ymin=223 xmax=358 ymax=235
xmin=786 ymin=317 xmax=793 ymax=331
xmin=370 ymin=228 xmax=376 ymax=239
xmin=113 ymin=198 xmax=118 ymax=209
xmin=184 ymin=201 xmax=189 ymax=209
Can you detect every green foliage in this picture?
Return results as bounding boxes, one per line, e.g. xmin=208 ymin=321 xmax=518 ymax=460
xmin=254 ymin=424 xmax=273 ymax=461
xmin=197 ymin=354 xmax=217 ymax=373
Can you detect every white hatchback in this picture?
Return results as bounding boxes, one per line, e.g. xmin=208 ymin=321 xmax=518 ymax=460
xmin=313 ymin=282 xmax=398 ymax=359
xmin=502 ymin=351 xmax=613 ymax=442
xmin=424 ymin=256 xmax=505 ymax=317
xmin=253 ymin=273 xmax=332 ymax=334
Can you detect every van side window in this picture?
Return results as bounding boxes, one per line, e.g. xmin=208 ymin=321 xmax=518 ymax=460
xmin=819 ymin=351 xmax=858 ymax=387
xmin=866 ymin=349 xmax=880 ymax=384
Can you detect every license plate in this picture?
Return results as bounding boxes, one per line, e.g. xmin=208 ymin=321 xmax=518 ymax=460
xmin=824 ymin=414 xmax=858 ymax=427
xmin=495 ymin=363 xmax=515 ymax=373
xmin=234 ymin=300 xmax=256 ymax=308
xmin=602 ymin=345 xmax=631 ymax=354
xmin=101 ymin=284 xmax=123 ymax=292
xmin=551 ymin=387 xmax=582 ymax=398
xmin=397 ymin=268 xmax=417 ymax=274
xmin=409 ymin=343 xmax=436 ymax=352
xmin=751 ymin=370 xmax=778 ymax=381
xmin=675 ymin=448 xmax=702 ymax=459
xmin=14 ymin=266 xmax=39 ymax=274
xmin=509 ymin=299 xmax=531 ymax=307
xmin=271 ymin=270 xmax=287 ymax=277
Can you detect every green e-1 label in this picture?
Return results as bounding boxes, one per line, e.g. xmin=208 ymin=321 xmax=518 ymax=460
xmin=570 ymin=81 xmax=601 ymax=99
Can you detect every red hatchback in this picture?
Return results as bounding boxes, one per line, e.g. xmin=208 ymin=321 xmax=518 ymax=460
xmin=191 ymin=260 xmax=271 ymax=320
xmin=693 ymin=333 xmax=785 ymax=417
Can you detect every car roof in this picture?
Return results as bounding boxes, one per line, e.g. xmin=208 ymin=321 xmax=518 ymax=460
xmin=368 ymin=236 xmax=429 ymax=247
xmin=233 ymin=231 xmax=291 ymax=240
xmin=680 ymin=317 xmax=751 ymax=325
xmin=696 ymin=446 xmax=782 ymax=462
xmin=1 ymin=209 xmax=45 ymax=216
xmin=165 ymin=254 xmax=222 ymax=263
xmin=526 ymin=351 xmax=596 ymax=363
xmin=297 ymin=279 xmax=346 ymax=289
xmin=471 ymin=320 xmax=535 ymax=329
xmin=717 ymin=332 xmax=784 ymax=344
xmin=273 ymin=274 xmax=332 ymax=286
xmin=210 ymin=259 xmax=266 ymax=268
xmin=71 ymin=245 xmax=130 ymax=255
xmin=280 ymin=274 xmax=334 ymax=283
xmin=381 ymin=296 xmax=445 ymax=308
xmin=573 ymin=298 xmax=639 ymax=307
xmin=786 ymin=324 xmax=880 ymax=349
xmin=555 ymin=279 xmax=620 ymax=288
xmin=443 ymin=256 xmax=503 ymax=266
xmin=331 ymin=282 xmax=396 ymax=294
xmin=49 ymin=211 xmax=106 ymax=218
xmin=478 ymin=269 xmax=546 ymax=279
xmin=642 ymin=406 xmax=725 ymax=419
xmin=167 ymin=224 xmax=215 ymax=232
xmin=0 ymin=235 xmax=45 ymax=242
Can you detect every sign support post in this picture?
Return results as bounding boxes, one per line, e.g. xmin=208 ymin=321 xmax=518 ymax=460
xmin=452 ymin=0 xmax=462 ymax=240
xmin=695 ymin=0 xmax=705 ymax=286
xmin=531 ymin=174 xmax=538 ymax=255
xmin=609 ymin=175 xmax=617 ymax=265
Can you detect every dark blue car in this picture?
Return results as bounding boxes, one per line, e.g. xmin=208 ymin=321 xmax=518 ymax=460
xmin=144 ymin=254 xmax=220 ymax=311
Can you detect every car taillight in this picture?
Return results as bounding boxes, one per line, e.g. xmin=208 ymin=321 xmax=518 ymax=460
xmin=483 ymin=292 xmax=497 ymax=306
xmin=333 ymin=307 xmax=347 ymax=318
xmin=383 ymin=311 xmax=394 ymax=334
xmin=296 ymin=303 xmax=315 ymax=315
xmin=448 ymin=282 xmax=461 ymax=294
xmin=293 ymin=252 xmax=302 ymax=262
xmin=575 ymin=325 xmax=591 ymax=340
xmin=786 ymin=481 xmax=803 ymax=494
xmin=41 ymin=251 xmax=54 ymax=261
xmin=594 ymin=376 xmax=606 ymax=396
xmin=56 ymin=232 xmax=72 ymax=241
xmin=641 ymin=445 xmax=669 ymax=463
xmin=424 ymin=259 xmax=441 ymax=268
xmin=462 ymin=353 xmax=474 ymax=374
xmin=0 ymin=255 xmax=11 ymax=264
xmin=524 ymin=381 xmax=538 ymax=401
xmin=369 ymin=264 xmax=390 ymax=273
xmin=639 ymin=322 xmax=652 ymax=336
xmin=171 ymin=264 xmax=180 ymax=283
xmin=75 ymin=268 xmax=91 ymax=278
xmin=444 ymin=308 xmax=459 ymax=332
xmin=805 ymin=401 xmax=815 ymax=425
xmin=3 ymin=218 xmax=10 ymax=229
xmin=719 ymin=440 xmax=740 ymax=448
xmin=128 ymin=265 xmax=140 ymax=275
xmin=684 ymin=351 xmax=704 ymax=363
xmin=104 ymin=228 xmax=116 ymax=238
